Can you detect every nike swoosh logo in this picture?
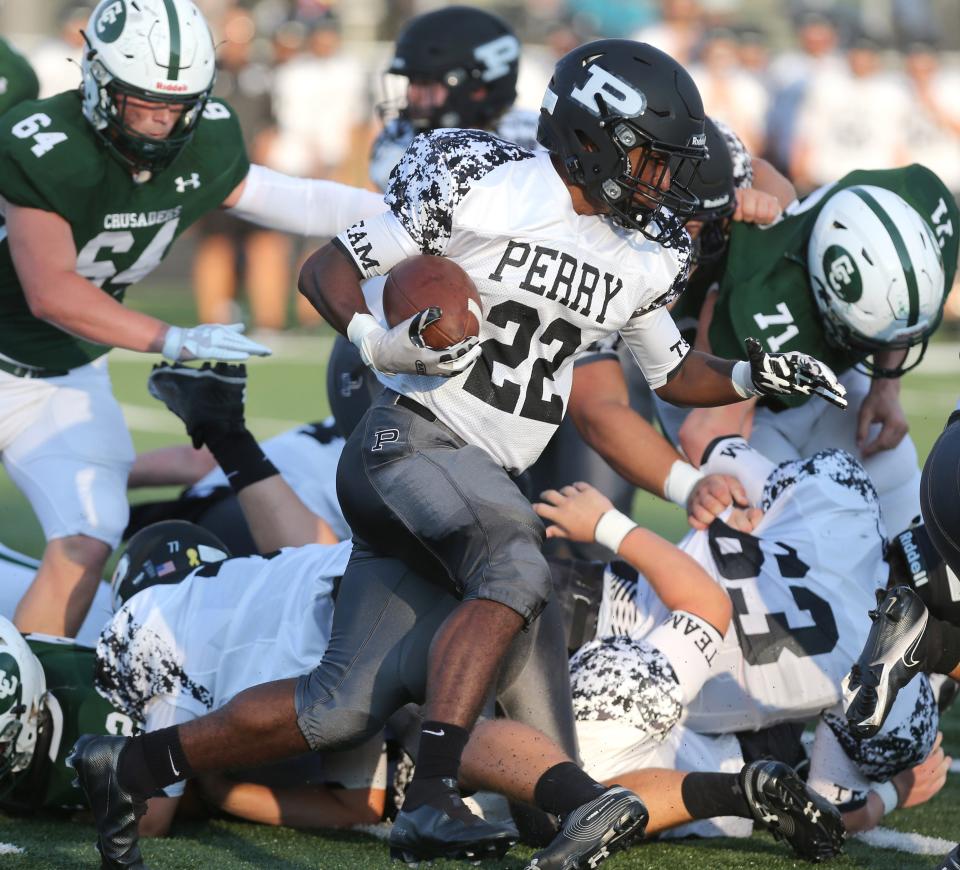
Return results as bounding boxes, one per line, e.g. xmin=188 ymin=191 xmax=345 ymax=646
xmin=902 ymin=631 xmax=924 ymax=669
xmin=168 ymin=748 xmax=181 ymax=778
xmin=422 ymin=728 xmax=445 ymax=737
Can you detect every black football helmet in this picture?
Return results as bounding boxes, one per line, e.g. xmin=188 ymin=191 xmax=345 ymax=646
xmin=110 ymin=520 xmax=229 ymax=610
xmin=685 ymin=117 xmax=738 ymax=263
xmin=537 ymin=39 xmax=706 ymax=243
xmin=379 ymin=6 xmax=520 ymax=131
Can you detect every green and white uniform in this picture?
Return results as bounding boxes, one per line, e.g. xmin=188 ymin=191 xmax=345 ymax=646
xmin=0 ymin=39 xmax=39 ymax=119
xmin=0 ymin=637 xmax=135 ymax=813
xmin=662 ymin=165 xmax=959 ymax=533
xmin=0 ymin=90 xmax=247 ymax=547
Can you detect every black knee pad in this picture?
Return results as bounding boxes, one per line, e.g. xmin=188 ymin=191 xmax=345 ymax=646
xmin=920 ymin=413 xmax=960 ymax=596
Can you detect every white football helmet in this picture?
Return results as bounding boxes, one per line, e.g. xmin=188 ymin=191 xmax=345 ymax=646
xmin=0 ymin=617 xmax=46 ymax=784
xmin=808 ymin=185 xmax=946 ymax=376
xmin=81 ymin=0 xmax=216 ymax=173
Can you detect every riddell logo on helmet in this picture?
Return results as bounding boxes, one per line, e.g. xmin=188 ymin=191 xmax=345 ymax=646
xmin=898 ymin=530 xmax=928 ymax=587
xmin=689 ymin=132 xmax=707 ymax=147
xmin=155 ymin=81 xmax=190 ymax=92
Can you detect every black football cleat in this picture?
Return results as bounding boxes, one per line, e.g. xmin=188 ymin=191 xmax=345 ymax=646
xmin=524 ymin=786 xmax=648 ymax=870
xmin=147 ymin=361 xmax=247 ymax=448
xmin=741 ymin=759 xmax=844 ymax=862
xmin=843 ymin=585 xmax=929 ymax=738
xmin=388 ymin=779 xmax=518 ymax=864
xmin=67 ymin=735 xmax=148 ymax=869
xmin=938 ymin=844 xmax=960 ymax=870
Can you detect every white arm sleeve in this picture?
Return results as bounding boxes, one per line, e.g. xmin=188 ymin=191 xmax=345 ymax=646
xmin=618 ymin=306 xmax=690 ymax=390
xmin=699 ymin=435 xmax=776 ymax=507
xmin=227 ymin=164 xmax=387 ymax=238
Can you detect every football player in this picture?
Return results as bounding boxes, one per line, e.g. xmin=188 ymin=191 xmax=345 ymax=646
xmin=70 ymin=361 xmax=843 ymax=870
xmin=294 ymin=38 xmax=845 ymax=859
xmin=538 ymin=438 xmax=945 ymax=836
xmin=0 ymin=0 xmax=386 ymax=639
xmin=369 ymin=6 xmax=538 ymax=193
xmin=0 ymin=37 xmax=39 ymax=117
xmin=673 ymin=166 xmax=957 ymax=534
xmin=844 ymin=407 xmax=960 ymax=737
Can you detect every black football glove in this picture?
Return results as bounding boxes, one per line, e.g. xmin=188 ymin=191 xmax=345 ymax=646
xmin=745 ymin=337 xmax=847 ymax=409
xmin=148 ymin=361 xmax=247 ymax=448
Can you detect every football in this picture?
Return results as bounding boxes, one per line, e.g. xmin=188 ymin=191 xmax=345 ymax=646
xmin=383 ymin=255 xmax=482 ymax=350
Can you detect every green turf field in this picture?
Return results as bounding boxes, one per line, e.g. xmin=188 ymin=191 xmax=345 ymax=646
xmin=0 ymin=284 xmax=956 ymax=867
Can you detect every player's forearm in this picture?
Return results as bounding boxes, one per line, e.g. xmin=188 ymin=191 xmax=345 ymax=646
xmin=752 ymin=157 xmax=797 ymax=210
xmin=127 ymin=445 xmax=216 ymax=488
xmin=655 ymin=351 xmax=743 ymax=407
xmin=618 ymin=528 xmax=731 ymax=634
xmin=572 ymin=399 xmax=683 ymax=497
xmin=199 ymin=776 xmax=383 ymax=828
xmin=297 ymin=242 xmax=370 ymax=335
xmin=22 ymin=270 xmax=169 ymax=353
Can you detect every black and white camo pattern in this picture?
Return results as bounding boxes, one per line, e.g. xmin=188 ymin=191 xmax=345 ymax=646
xmin=822 ymin=675 xmax=938 ymax=781
xmin=761 ymin=448 xmax=880 ymax=514
xmin=630 ymin=225 xmax=693 ymax=316
xmin=570 ymin=635 xmax=683 ymax=741
xmin=95 ymin=609 xmax=213 ymax=726
xmin=385 ymin=129 xmax=534 ymax=256
xmin=712 ymin=117 xmax=753 ymax=190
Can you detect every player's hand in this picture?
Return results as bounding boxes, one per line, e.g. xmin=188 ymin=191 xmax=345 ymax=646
xmin=162 ymin=323 xmax=272 ymax=362
xmin=857 ymin=378 xmax=908 ymax=458
xmin=733 ymin=188 xmax=782 ymax=226
xmin=745 ymin=337 xmax=847 ymax=409
xmin=348 ymin=310 xmax=480 ymax=378
xmin=148 ymin=361 xmax=247 ymax=449
xmin=534 ymin=482 xmax=613 ymax=542
xmin=892 ymin=731 xmax=951 ymax=810
xmin=687 ymin=473 xmax=756 ymax=530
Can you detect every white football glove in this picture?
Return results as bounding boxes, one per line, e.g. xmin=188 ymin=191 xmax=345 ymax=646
xmin=161 ymin=323 xmax=272 ymax=362
xmin=743 ymin=337 xmax=847 ymax=409
xmin=347 ymin=310 xmax=480 ymax=378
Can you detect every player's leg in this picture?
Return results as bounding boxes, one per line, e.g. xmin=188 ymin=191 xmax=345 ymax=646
xmin=192 ymin=227 xmax=238 ymax=324
xmin=5 ymin=361 xmax=133 ymax=636
xmin=336 ymin=393 xmax=553 ymax=823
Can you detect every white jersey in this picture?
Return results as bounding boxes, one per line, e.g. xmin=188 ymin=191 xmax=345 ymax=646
xmin=338 ymin=129 xmax=692 ymax=473
xmin=369 ymin=110 xmax=542 ymax=193
xmin=186 ymin=419 xmax=349 ymax=541
xmin=96 ymin=542 xmax=352 ymax=725
xmin=600 ymin=441 xmax=888 ymax=732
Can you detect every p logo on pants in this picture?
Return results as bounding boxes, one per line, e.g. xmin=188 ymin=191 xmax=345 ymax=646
xmin=372 ymin=429 xmax=400 ymax=451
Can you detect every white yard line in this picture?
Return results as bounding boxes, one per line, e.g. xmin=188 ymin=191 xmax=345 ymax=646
xmin=857 ymin=826 xmax=955 ymax=855
xmin=0 ymin=842 xmax=23 ymax=855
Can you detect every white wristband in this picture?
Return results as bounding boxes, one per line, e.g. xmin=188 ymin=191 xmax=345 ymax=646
xmin=594 ymin=509 xmax=638 ymax=553
xmin=346 ymin=312 xmax=383 ymax=368
xmin=663 ymin=460 xmax=705 ymax=507
xmin=161 ymin=326 xmax=183 ymax=361
xmin=874 ymin=780 xmax=899 ymax=816
xmin=731 ymin=360 xmax=757 ymax=399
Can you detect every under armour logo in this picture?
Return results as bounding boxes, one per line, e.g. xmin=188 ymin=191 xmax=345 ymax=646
xmin=175 ymin=173 xmax=201 ymax=192
xmin=571 ymin=65 xmax=646 ymax=118
xmin=587 ymin=847 xmax=610 ymax=869
xmin=372 ymin=428 xmax=400 ymax=451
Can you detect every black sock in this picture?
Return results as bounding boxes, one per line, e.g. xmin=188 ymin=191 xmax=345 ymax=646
xmin=533 ymin=762 xmax=606 ymax=818
xmin=116 ymin=727 xmax=195 ymax=797
xmin=923 ymin=615 xmax=960 ymax=676
xmin=206 ymin=428 xmax=279 ymax=494
xmin=681 ymin=772 xmax=751 ymax=820
xmin=403 ymin=721 xmax=470 ymax=810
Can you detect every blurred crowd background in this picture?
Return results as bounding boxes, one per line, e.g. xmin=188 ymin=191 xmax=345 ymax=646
xmin=4 ymin=0 xmax=960 ymax=332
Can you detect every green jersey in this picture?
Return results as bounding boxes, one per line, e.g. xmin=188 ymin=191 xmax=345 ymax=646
xmin=706 ymin=165 xmax=959 ymax=408
xmin=0 ymin=39 xmax=39 ymax=118
xmin=0 ymin=91 xmax=249 ymax=373
xmin=0 ymin=637 xmax=136 ymax=813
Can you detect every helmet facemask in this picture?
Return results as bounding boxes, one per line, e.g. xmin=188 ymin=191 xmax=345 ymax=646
xmin=82 ymin=46 xmax=210 ymax=175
